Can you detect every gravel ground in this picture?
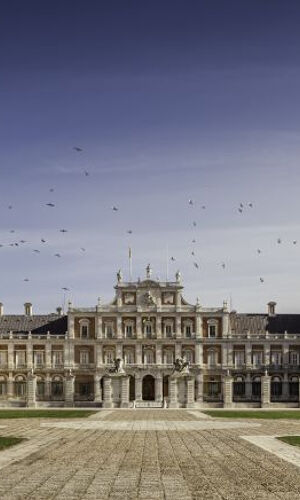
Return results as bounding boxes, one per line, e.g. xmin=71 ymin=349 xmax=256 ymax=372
xmin=0 ymin=410 xmax=299 ymax=499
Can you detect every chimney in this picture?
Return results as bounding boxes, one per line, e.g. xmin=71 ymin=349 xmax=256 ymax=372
xmin=0 ymin=303 xmax=3 ymax=316
xmin=24 ymin=302 xmax=32 ymax=316
xmin=56 ymin=306 xmax=62 ymax=316
xmin=267 ymin=301 xmax=276 ymax=317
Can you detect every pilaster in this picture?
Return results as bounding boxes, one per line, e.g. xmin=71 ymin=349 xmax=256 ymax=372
xmin=64 ymin=374 xmax=75 ymax=407
xmin=195 ymin=344 xmax=203 ymax=366
xmin=261 ymin=372 xmax=271 ymax=408
xmin=103 ymin=376 xmax=113 ymax=408
xmin=155 ymin=375 xmax=163 ymax=403
xmin=135 ymin=374 xmax=142 ymax=401
xmin=94 ymin=374 xmax=102 ymax=403
xmin=26 ymin=374 xmax=37 ymax=408
xmin=168 ymin=377 xmax=178 ymax=408
xmin=186 ymin=376 xmax=195 ymax=408
xmin=121 ymin=376 xmax=130 ymax=408
xmin=223 ymin=374 xmax=233 ymax=408
xmin=196 ymin=373 xmax=203 ymax=403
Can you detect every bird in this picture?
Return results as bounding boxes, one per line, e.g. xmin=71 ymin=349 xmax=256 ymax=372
xmin=41 ymin=238 xmax=46 ymax=243
xmin=170 ymin=256 xmax=176 ymax=261
xmin=248 ymin=202 xmax=253 ymax=208
xmin=14 ymin=243 xmax=19 ymax=247
xmin=73 ymin=146 xmax=83 ymax=152
xmin=60 ymin=229 xmax=68 ymax=233
xmin=46 ymin=203 xmax=55 ymax=207
xmin=84 ymin=170 xmax=89 ymax=177
xmin=188 ymin=199 xmax=194 ymax=205
xmin=277 ymin=238 xmax=282 ymax=244
xmin=192 ymin=239 xmax=196 ymax=243
xmin=293 ymin=240 xmax=297 ymax=245
xmin=221 ymin=262 xmax=226 ymax=269
xmin=127 ymin=230 xmax=133 ymax=234
xmin=62 ymin=287 xmax=69 ymax=291
xmin=257 ymin=249 xmax=262 ymax=254
xmin=201 ymin=205 xmax=206 ymax=210
xmin=9 ymin=230 xmax=15 ymax=233
xmin=19 ymin=240 xmax=26 ymax=244
xmin=238 ymin=208 xmax=243 ymax=213
xmin=54 ymin=253 xmax=61 ymax=258
xmin=33 ymin=249 xmax=40 ymax=253
xmin=112 ymin=206 xmax=118 ymax=212
xmin=239 ymin=203 xmax=244 ymax=208
xmin=193 ymin=221 xmax=197 ymax=227
xmin=0 ymin=245 xmax=3 ymax=248
xmin=193 ymin=262 xmax=199 ymax=269
xmin=80 ymin=247 xmax=86 ymax=252
xmin=8 ymin=205 xmax=12 ymax=209
xmin=191 ymin=251 xmax=195 ymax=256
xmin=23 ymin=278 xmax=29 ymax=282
xmin=259 ymin=277 xmax=264 ymax=283
xmin=49 ymin=188 xmax=54 ymax=192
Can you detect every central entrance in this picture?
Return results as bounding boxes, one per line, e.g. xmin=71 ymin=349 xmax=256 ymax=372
xmin=142 ymin=375 xmax=155 ymax=401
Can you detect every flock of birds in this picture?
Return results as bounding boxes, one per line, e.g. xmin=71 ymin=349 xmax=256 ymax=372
xmin=1 ymin=145 xmax=299 ymax=297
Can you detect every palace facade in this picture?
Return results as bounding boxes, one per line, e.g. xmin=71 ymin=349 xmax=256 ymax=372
xmin=0 ymin=265 xmax=299 ymax=408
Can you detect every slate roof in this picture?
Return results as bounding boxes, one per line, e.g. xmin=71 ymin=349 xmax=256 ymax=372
xmin=230 ymin=313 xmax=300 ymax=335
xmin=0 ymin=315 xmax=67 ymax=335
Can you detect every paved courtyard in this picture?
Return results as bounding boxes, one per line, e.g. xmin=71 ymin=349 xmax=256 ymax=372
xmin=0 ymin=410 xmax=300 ymax=499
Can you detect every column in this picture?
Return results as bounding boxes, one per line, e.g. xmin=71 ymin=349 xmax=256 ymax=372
xmin=116 ymin=316 xmax=122 ymax=339
xmin=261 ymin=372 xmax=271 ymax=408
xmin=155 ymin=374 xmax=163 ymax=403
xmin=8 ymin=344 xmax=14 ymax=370
xmin=156 ymin=345 xmax=162 ymax=365
xmin=223 ymin=373 xmax=233 ymax=408
xmin=45 ymin=374 xmax=51 ymax=400
xmin=175 ymin=343 xmax=182 ymax=360
xmin=175 ymin=317 xmax=182 ymax=339
xmin=136 ymin=344 xmax=142 ymax=365
xmin=246 ymin=343 xmax=252 ymax=368
xmin=264 ymin=344 xmax=270 ymax=367
xmin=282 ymin=343 xmax=289 ymax=367
xmin=175 ymin=291 xmax=181 ymax=311
xmin=195 ymin=344 xmax=203 ymax=366
xmin=96 ymin=344 xmax=103 ymax=368
xmin=156 ymin=316 xmax=162 ymax=339
xmin=121 ymin=376 xmax=130 ymax=408
xmin=96 ymin=316 xmax=103 ymax=339
xmin=7 ymin=373 xmax=14 ymax=399
xmin=26 ymin=343 xmax=33 ymax=370
xmin=136 ymin=316 xmax=142 ymax=339
xmin=196 ymin=314 xmax=202 ymax=339
xmin=103 ymin=376 xmax=113 ymax=408
xmin=26 ymin=374 xmax=37 ymax=408
xmin=135 ymin=374 xmax=142 ymax=401
xmin=282 ymin=372 xmax=289 ymax=400
xmin=245 ymin=373 xmax=252 ymax=400
xmin=94 ymin=374 xmax=102 ymax=403
xmin=222 ymin=312 xmax=230 ymax=338
xmin=186 ymin=376 xmax=195 ymax=408
xmin=227 ymin=343 xmax=233 ymax=368
xmin=45 ymin=343 xmax=51 ymax=369
xmin=196 ymin=373 xmax=203 ymax=403
xmin=221 ymin=344 xmax=228 ymax=369
xmin=168 ymin=377 xmax=178 ymax=408
xmin=64 ymin=374 xmax=75 ymax=407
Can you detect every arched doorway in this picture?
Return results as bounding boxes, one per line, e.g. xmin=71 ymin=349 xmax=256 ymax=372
xmin=142 ymin=375 xmax=155 ymax=401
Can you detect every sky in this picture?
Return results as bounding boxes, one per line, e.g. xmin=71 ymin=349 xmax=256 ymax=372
xmin=1 ymin=0 xmax=300 ymax=314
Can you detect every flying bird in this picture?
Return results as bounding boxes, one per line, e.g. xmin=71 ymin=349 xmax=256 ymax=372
xmin=8 ymin=205 xmax=12 ymax=209
xmin=41 ymin=238 xmax=46 ymax=243
xmin=238 ymin=208 xmax=243 ymax=213
xmin=170 ymin=256 xmax=176 ymax=261
xmin=60 ymin=229 xmax=68 ymax=233
xmin=257 ymin=249 xmax=262 ymax=254
xmin=248 ymin=202 xmax=253 ymax=208
xmin=73 ymin=146 xmax=83 ymax=152
xmin=193 ymin=262 xmax=199 ymax=269
xmin=239 ymin=203 xmax=244 ymax=208
xmin=23 ymin=278 xmax=29 ymax=282
xmin=9 ymin=230 xmax=15 ymax=233
xmin=19 ymin=240 xmax=26 ymax=244
xmin=62 ymin=287 xmax=70 ymax=291
xmin=33 ymin=249 xmax=40 ymax=253
xmin=49 ymin=188 xmax=54 ymax=192
xmin=293 ymin=240 xmax=297 ymax=245
xmin=54 ymin=253 xmax=61 ymax=258
xmin=46 ymin=203 xmax=55 ymax=207
xmin=80 ymin=247 xmax=86 ymax=252
xmin=192 ymin=239 xmax=196 ymax=243
xmin=193 ymin=221 xmax=197 ymax=227
xmin=221 ymin=262 xmax=226 ymax=269
xmin=191 ymin=251 xmax=195 ymax=256
xmin=277 ymin=238 xmax=282 ymax=244
xmin=127 ymin=230 xmax=133 ymax=234
xmin=112 ymin=206 xmax=119 ymax=212
xmin=188 ymin=199 xmax=194 ymax=205
xmin=84 ymin=170 xmax=89 ymax=177
xmin=201 ymin=205 xmax=206 ymax=210
xmin=259 ymin=277 xmax=264 ymax=283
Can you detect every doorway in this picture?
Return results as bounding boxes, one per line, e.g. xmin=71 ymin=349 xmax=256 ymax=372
xmin=142 ymin=375 xmax=155 ymax=401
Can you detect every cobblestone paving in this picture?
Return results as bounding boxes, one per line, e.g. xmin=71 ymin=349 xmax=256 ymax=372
xmin=0 ymin=410 xmax=299 ymax=499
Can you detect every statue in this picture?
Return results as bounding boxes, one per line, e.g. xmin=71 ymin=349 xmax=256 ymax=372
xmin=175 ymin=270 xmax=181 ymax=283
xmin=144 ymin=290 xmax=155 ymax=305
xmin=146 ymin=263 xmax=152 ymax=279
xmin=117 ymin=269 xmax=123 ymax=283
xmin=109 ymin=358 xmax=125 ymax=374
xmin=173 ymin=357 xmax=190 ymax=374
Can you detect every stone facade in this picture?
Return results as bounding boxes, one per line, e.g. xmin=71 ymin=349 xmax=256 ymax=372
xmin=0 ymin=266 xmax=299 ymax=408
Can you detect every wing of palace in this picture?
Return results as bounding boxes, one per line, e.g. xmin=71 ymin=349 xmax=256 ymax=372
xmin=0 ymin=265 xmax=299 ymax=408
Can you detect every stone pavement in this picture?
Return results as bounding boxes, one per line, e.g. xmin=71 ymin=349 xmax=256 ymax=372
xmin=0 ymin=410 xmax=299 ymax=499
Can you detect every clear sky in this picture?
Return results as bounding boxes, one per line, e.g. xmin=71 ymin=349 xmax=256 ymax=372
xmin=1 ymin=0 xmax=300 ymax=314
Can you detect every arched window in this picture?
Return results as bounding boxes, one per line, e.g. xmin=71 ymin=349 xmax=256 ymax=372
xmin=36 ymin=376 xmax=45 ymax=398
xmin=104 ymin=350 xmax=114 ymax=365
xmin=143 ymin=320 xmax=153 ymax=339
xmin=14 ymin=375 xmax=26 ymax=397
xmin=252 ymin=376 xmax=261 ymax=399
xmin=289 ymin=376 xmax=299 ymax=398
xmin=271 ymin=376 xmax=282 ymax=398
xmin=0 ymin=376 xmax=7 ymax=396
xmin=51 ymin=376 xmax=64 ymax=397
xmin=79 ymin=319 xmax=90 ymax=339
xmin=233 ymin=375 xmax=245 ymax=397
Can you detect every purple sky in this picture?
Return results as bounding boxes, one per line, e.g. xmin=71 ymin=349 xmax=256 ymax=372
xmin=1 ymin=1 xmax=300 ymax=314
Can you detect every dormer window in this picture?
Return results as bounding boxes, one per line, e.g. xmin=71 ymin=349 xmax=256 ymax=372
xmin=207 ymin=320 xmax=218 ymax=338
xmin=79 ymin=319 xmax=90 ymax=339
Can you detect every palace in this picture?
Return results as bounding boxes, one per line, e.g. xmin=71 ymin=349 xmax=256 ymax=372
xmin=0 ymin=265 xmax=299 ymax=408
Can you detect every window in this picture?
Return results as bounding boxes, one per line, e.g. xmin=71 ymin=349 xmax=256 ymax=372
xmin=208 ymin=325 xmax=216 ymax=338
xmin=125 ymin=351 xmax=134 ymax=365
xmin=0 ymin=380 xmax=7 ymax=396
xmin=52 ymin=351 xmax=63 ymax=367
xmin=271 ymin=351 xmax=282 ymax=366
xmin=79 ymin=320 xmax=90 ymax=339
xmin=36 ymin=379 xmax=45 ymax=397
xmin=80 ymin=351 xmax=89 ymax=365
xmin=34 ymin=351 xmax=44 ymax=367
xmin=125 ymin=324 xmax=133 ymax=338
xmin=144 ymin=350 xmax=154 ymax=364
xmin=105 ymin=351 xmax=114 ymax=364
xmin=164 ymin=351 xmax=174 ymax=364
xmin=0 ymin=351 xmax=7 ymax=366
xmin=165 ymin=324 xmax=173 ymax=338
xmin=290 ymin=351 xmax=299 ymax=366
xmin=183 ymin=350 xmax=193 ymax=363
xmin=252 ymin=351 xmax=263 ymax=367
xmin=185 ymin=325 xmax=192 ymax=338
xmin=14 ymin=377 xmax=26 ymax=397
xmin=16 ymin=351 xmax=26 ymax=367
xmin=105 ymin=323 xmax=114 ymax=339
xmin=52 ymin=377 xmax=63 ymax=397
xmin=234 ymin=351 xmax=245 ymax=367
xmin=144 ymin=322 xmax=152 ymax=338
xmin=207 ymin=349 xmax=217 ymax=367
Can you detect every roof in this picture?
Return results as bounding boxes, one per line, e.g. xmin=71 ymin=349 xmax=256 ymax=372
xmin=0 ymin=315 xmax=67 ymax=335
xmin=230 ymin=313 xmax=300 ymax=335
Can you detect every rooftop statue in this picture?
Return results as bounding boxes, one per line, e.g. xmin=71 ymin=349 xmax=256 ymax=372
xmin=117 ymin=269 xmax=123 ymax=283
xmin=146 ymin=263 xmax=152 ymax=279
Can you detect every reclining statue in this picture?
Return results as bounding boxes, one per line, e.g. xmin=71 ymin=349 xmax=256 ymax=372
xmin=173 ymin=357 xmax=190 ymax=374
xmin=109 ymin=358 xmax=125 ymax=374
